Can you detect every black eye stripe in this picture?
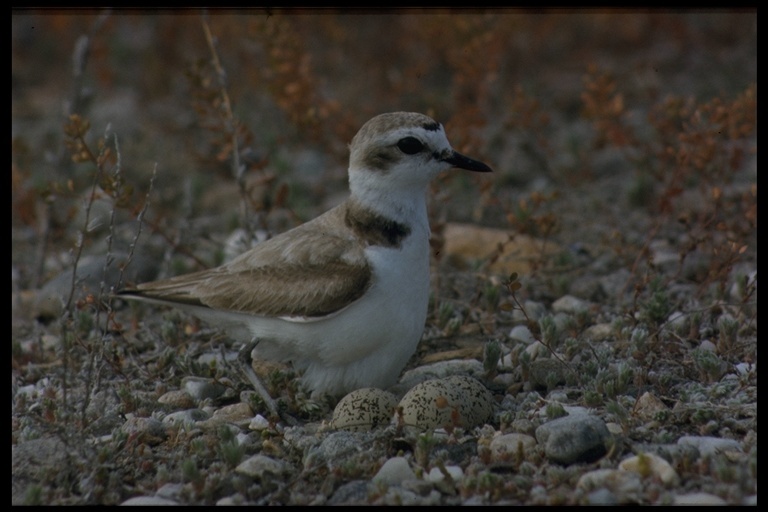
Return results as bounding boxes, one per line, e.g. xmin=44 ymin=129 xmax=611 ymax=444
xmin=397 ymin=137 xmax=424 ymax=155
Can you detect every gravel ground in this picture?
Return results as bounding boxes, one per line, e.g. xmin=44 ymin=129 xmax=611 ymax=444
xmin=12 ymin=11 xmax=756 ymax=505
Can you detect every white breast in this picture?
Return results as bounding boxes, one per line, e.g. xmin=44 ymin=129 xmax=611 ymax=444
xmin=243 ymin=219 xmax=431 ymax=396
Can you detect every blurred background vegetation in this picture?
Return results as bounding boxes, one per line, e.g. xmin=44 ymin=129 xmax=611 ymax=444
xmin=12 ymin=9 xmax=756 ymax=292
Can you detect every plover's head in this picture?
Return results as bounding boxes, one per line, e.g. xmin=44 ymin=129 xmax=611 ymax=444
xmin=348 ymin=112 xmax=492 ymax=196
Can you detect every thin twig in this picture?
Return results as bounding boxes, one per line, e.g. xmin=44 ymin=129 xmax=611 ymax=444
xmin=114 ymin=162 xmax=157 ymax=292
xmin=200 ymin=13 xmax=251 ymax=244
xmin=33 ymin=11 xmax=110 ymax=289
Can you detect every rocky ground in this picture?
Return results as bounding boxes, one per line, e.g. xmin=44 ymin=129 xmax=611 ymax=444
xmin=12 ymin=11 xmax=756 ymax=505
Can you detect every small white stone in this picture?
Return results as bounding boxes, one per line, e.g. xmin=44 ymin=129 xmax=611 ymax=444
xmin=735 ymin=362 xmax=755 ymax=375
xmin=577 ymin=468 xmax=643 ymax=500
xmin=120 ymin=496 xmax=180 ymax=505
xmin=489 ymin=433 xmax=537 ymax=462
xmin=373 ymin=456 xmax=416 ymax=486
xmin=509 ymin=325 xmax=536 ymax=344
xmin=619 ymin=452 xmax=679 ymax=487
xmin=551 ymin=294 xmax=591 ymax=314
xmin=673 ymin=492 xmax=727 ymax=505
xmin=236 ymin=454 xmax=290 ymax=479
xmin=633 ymin=391 xmax=669 ymax=421
xmin=425 ymin=465 xmax=464 ymax=483
xmin=249 ymin=414 xmax=271 ymax=431
xmin=524 ymin=340 xmax=549 ymax=359
xmin=677 ymin=435 xmax=742 ymax=457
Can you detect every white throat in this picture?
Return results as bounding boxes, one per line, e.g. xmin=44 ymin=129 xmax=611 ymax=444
xmin=348 ymin=170 xmax=431 ymax=233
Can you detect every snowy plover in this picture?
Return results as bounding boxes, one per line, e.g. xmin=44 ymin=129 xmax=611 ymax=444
xmin=119 ymin=112 xmax=492 ymax=405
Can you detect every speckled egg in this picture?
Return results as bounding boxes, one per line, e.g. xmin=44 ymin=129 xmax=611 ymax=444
xmin=331 ymin=388 xmax=398 ymax=431
xmin=443 ymin=375 xmax=495 ymax=425
xmin=398 ymin=375 xmax=494 ymax=430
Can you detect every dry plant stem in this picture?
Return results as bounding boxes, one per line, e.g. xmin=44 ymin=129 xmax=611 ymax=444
xmin=60 ymin=129 xmax=102 ymax=410
xmin=33 ymin=12 xmax=110 ymax=288
xmin=143 ymin=213 xmax=209 ymax=270
xmin=54 ymin=14 xmax=109 ymax=411
xmin=114 ymin=163 xmax=157 ymax=294
xmin=623 ymin=220 xmax=663 ymax=300
xmin=507 ymin=281 xmax=573 ymax=374
xmin=63 ymin=129 xmax=105 ymax=314
xmin=201 ymin=14 xmax=250 ymax=243
xmin=79 ymin=128 xmax=121 ymax=425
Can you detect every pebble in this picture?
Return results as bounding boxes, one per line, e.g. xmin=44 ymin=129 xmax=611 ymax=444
xmin=372 ymin=456 xmax=416 ymax=486
xmin=216 ymin=494 xmax=247 ymax=506
xmin=236 ymin=454 xmax=291 ymax=479
xmin=120 ymin=416 xmax=167 ymax=446
xmin=524 ymin=341 xmax=549 ymax=359
xmin=303 ymin=431 xmax=379 ymax=470
xmin=248 ymin=414 xmax=271 ymax=431
xmin=510 ymin=300 xmax=547 ymax=323
xmin=509 ymin=324 xmax=537 ymax=344
xmin=666 ymin=310 xmax=687 ymax=330
xmin=735 ymin=362 xmax=755 ymax=376
xmin=206 ymin=402 xmax=253 ymax=427
xmin=577 ymin=468 xmax=642 ymax=504
xmin=649 ymin=240 xmax=679 ymax=269
xmin=236 ymin=432 xmax=257 ymax=448
xmin=633 ymin=391 xmax=669 ymax=421
xmin=527 ymin=358 xmax=569 ymax=390
xmin=584 ymin=487 xmax=620 ymax=505
xmin=560 ymin=405 xmax=593 ymax=416
xmin=155 ymin=483 xmax=184 ymax=500
xmin=633 ymin=442 xmax=700 ymax=462
xmin=196 ymin=350 xmax=239 ymax=367
xmin=619 ymin=452 xmax=680 ymax=487
xmin=535 ymin=414 xmax=611 ymax=464
xmin=425 ymin=465 xmax=464 ymax=483
xmin=328 ymin=480 xmax=372 ymax=505
xmin=489 ymin=433 xmax=537 ymax=463
xmin=402 ymin=479 xmax=436 ymax=496
xmin=509 ymin=418 xmax=536 ymax=436
xmin=162 ymin=409 xmax=210 ymax=427
xmin=157 ymin=389 xmax=195 ymax=409
xmin=15 ymin=384 xmax=40 ymax=400
xmin=120 ymin=496 xmax=180 ymax=506
xmin=598 ymin=269 xmax=632 ymax=298
xmin=582 ymin=323 xmax=614 ymax=341
xmin=551 ymin=294 xmax=591 ymax=314
xmin=672 ymin=492 xmax=727 ymax=505
xmin=183 ymin=377 xmax=227 ymax=402
xmin=378 ymin=486 xmax=438 ymax=506
xmin=677 ymin=435 xmax=742 ymax=457
xmin=566 ymin=272 xmax=601 ymax=301
xmin=729 ymin=269 xmax=756 ymax=301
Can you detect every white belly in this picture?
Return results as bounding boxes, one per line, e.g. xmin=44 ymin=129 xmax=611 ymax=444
xmin=246 ymin=225 xmax=431 ymax=396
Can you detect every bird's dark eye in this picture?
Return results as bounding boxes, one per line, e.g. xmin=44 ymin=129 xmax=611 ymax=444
xmin=397 ymin=137 xmax=424 ymax=155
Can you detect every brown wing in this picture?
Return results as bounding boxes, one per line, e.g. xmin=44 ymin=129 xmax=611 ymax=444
xmin=120 ymin=204 xmax=372 ymax=318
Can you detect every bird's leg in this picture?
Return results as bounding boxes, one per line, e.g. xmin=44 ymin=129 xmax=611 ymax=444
xmin=236 ymin=340 xmax=279 ymax=422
